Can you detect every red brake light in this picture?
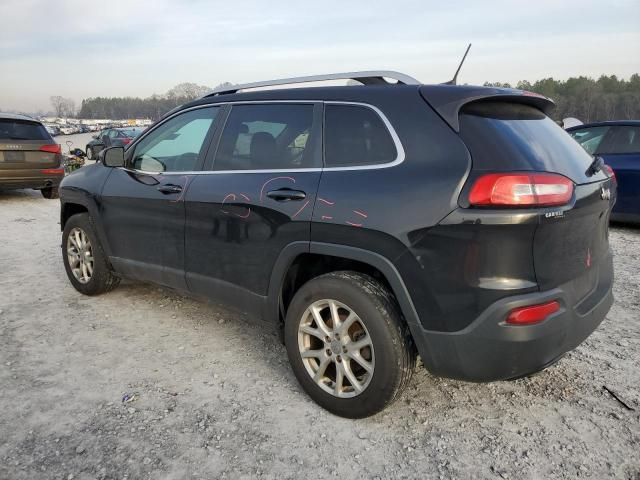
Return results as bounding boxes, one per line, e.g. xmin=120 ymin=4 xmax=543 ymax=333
xmin=469 ymin=173 xmax=574 ymax=207
xmin=506 ymin=301 xmax=560 ymax=326
xmin=39 ymin=144 xmax=62 ymax=154
xmin=603 ymin=164 xmax=616 ymax=182
xmin=121 ymin=138 xmax=132 ymax=145
xmin=40 ymin=168 xmax=65 ymax=175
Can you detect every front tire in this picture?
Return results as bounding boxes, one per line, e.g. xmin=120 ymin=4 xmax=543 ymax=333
xmin=86 ymin=146 xmax=93 ymax=160
xmin=284 ymin=271 xmax=416 ymax=418
xmin=62 ymin=213 xmax=120 ymax=295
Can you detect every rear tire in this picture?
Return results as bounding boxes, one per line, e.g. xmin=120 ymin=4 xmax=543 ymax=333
xmin=86 ymin=146 xmax=93 ymax=160
xmin=62 ymin=213 xmax=120 ymax=295
xmin=41 ymin=186 xmax=59 ymax=199
xmin=284 ymin=271 xmax=416 ymax=418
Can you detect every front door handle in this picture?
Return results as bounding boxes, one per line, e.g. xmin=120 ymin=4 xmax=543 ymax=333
xmin=157 ymin=184 xmax=183 ymax=194
xmin=266 ymin=188 xmax=306 ymax=202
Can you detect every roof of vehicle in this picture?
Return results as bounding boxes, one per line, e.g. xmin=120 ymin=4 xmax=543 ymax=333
xmin=156 ymin=71 xmax=557 ymax=131
xmin=0 ymin=112 xmax=39 ymax=122
xmin=177 ymin=82 xmax=555 ymax=132
xmin=567 ymin=120 xmax=640 ymax=131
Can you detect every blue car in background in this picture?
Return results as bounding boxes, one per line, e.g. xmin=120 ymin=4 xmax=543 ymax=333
xmin=568 ymin=121 xmax=640 ymax=223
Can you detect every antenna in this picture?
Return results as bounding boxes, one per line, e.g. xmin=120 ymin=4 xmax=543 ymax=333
xmin=444 ymin=43 xmax=472 ymax=85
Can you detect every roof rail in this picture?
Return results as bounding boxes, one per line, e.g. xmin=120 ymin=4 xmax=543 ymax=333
xmin=203 ymin=71 xmax=421 ymax=97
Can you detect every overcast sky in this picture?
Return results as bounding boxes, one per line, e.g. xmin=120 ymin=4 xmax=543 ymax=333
xmin=1 ymin=0 xmax=639 ymax=112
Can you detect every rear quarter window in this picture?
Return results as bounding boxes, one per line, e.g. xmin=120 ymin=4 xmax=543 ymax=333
xmin=0 ymin=119 xmax=51 ymax=141
xmin=324 ymin=105 xmax=397 ymax=168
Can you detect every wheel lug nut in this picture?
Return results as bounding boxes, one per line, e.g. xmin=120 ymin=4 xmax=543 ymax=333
xmin=342 ymin=347 xmax=348 ymax=353
xmin=326 ymin=349 xmax=332 ymax=356
xmin=336 ymin=355 xmax=342 ymax=362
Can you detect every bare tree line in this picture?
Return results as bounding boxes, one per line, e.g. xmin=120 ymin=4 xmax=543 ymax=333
xmin=484 ymin=74 xmax=640 ymax=122
xmin=47 ymin=75 xmax=639 ymax=122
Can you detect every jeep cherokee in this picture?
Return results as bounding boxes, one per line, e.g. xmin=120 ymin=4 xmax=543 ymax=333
xmin=58 ymin=71 xmax=615 ymax=418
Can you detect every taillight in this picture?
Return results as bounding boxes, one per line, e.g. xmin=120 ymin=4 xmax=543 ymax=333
xmin=39 ymin=144 xmax=62 ymax=154
xmin=603 ymin=164 xmax=616 ymax=182
xmin=506 ymin=300 xmax=560 ymax=326
xmin=41 ymin=168 xmax=65 ymax=175
xmin=469 ymin=173 xmax=574 ymax=207
xmin=121 ymin=138 xmax=132 ymax=145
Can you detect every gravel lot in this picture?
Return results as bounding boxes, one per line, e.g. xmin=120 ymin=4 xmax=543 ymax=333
xmin=0 ymin=189 xmax=638 ymax=480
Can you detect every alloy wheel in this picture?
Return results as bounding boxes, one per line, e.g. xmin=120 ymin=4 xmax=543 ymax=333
xmin=297 ymin=299 xmax=375 ymax=398
xmin=67 ymin=227 xmax=94 ymax=284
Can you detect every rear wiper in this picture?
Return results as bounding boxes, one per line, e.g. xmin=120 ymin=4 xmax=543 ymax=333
xmin=586 ymin=155 xmax=604 ymax=177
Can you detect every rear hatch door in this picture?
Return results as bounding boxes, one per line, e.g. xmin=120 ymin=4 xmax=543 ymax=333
xmin=450 ymin=96 xmax=614 ymax=302
xmin=0 ymin=119 xmax=60 ymax=173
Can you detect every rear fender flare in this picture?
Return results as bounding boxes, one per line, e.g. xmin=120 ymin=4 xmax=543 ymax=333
xmin=264 ymin=241 xmax=422 ymax=335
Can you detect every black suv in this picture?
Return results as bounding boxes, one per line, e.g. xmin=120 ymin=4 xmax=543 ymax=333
xmin=59 ymin=71 xmax=615 ymax=418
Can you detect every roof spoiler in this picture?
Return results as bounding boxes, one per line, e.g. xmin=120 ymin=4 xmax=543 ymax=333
xmin=420 ymin=85 xmax=555 ymax=132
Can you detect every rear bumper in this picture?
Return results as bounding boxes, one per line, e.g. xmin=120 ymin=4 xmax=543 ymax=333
xmin=413 ymin=253 xmax=614 ymax=382
xmin=0 ymin=173 xmax=64 ymax=190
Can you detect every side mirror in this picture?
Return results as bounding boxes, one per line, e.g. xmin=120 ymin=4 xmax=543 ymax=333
xmin=101 ymin=146 xmax=125 ymax=168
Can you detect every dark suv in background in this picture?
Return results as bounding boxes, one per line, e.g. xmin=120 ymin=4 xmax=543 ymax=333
xmin=58 ymin=71 xmax=615 ymax=418
xmin=0 ymin=113 xmax=63 ymax=198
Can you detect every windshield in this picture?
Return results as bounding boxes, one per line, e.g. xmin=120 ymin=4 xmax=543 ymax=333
xmin=0 ymin=119 xmax=51 ymax=141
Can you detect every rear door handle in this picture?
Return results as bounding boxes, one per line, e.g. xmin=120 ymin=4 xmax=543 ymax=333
xmin=266 ymin=188 xmax=306 ymax=201
xmin=157 ymin=184 xmax=183 ymax=194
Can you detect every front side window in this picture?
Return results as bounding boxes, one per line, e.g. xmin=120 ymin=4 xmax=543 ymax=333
xmin=569 ymin=126 xmax=610 ymax=155
xmin=324 ymin=104 xmax=397 ymax=167
xmin=131 ymin=107 xmax=219 ymax=172
xmin=598 ymin=126 xmax=640 ymax=154
xmin=214 ymin=104 xmax=317 ymax=170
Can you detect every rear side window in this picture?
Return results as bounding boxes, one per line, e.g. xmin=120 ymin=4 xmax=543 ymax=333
xmin=569 ymin=126 xmax=610 ymax=155
xmin=324 ymin=105 xmax=397 ymax=167
xmin=598 ymin=126 xmax=640 ymax=154
xmin=214 ymin=104 xmax=317 ymax=171
xmin=459 ymin=101 xmax=603 ymax=185
xmin=0 ymin=119 xmax=51 ymax=141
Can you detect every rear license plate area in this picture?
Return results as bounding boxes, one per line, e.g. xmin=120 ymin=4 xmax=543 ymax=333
xmin=3 ymin=151 xmax=25 ymax=162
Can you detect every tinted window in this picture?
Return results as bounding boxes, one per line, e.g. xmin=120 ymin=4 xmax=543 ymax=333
xmin=569 ymin=126 xmax=610 ymax=155
xmin=214 ymin=104 xmax=317 ymax=170
xmin=459 ymin=101 xmax=604 ymax=184
xmin=121 ymin=128 xmax=144 ymax=138
xmin=324 ymin=105 xmax=397 ymax=167
xmin=598 ymin=126 xmax=640 ymax=154
xmin=0 ymin=119 xmax=51 ymax=141
xmin=132 ymin=107 xmax=219 ymax=172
